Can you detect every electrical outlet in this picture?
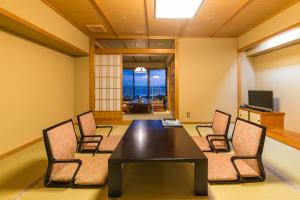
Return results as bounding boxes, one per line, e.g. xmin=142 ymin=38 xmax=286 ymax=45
xmin=186 ymin=112 xmax=190 ymax=117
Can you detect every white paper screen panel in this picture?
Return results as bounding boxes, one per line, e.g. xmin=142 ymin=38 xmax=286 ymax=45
xmin=94 ymin=55 xmax=121 ymax=111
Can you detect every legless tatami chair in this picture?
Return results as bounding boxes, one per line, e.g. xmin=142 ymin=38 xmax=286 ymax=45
xmin=43 ymin=119 xmax=110 ymax=188
xmin=77 ymin=111 xmax=122 ymax=153
xmin=205 ymin=118 xmax=267 ymax=184
xmin=192 ymin=110 xmax=231 ymax=152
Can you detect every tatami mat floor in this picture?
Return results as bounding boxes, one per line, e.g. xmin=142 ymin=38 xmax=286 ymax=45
xmin=0 ymin=124 xmax=299 ymax=200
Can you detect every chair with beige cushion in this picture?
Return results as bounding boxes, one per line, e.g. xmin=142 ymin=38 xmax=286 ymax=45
xmin=205 ymin=118 xmax=267 ymax=184
xmin=43 ymin=119 xmax=110 ymax=187
xmin=192 ymin=110 xmax=231 ymax=152
xmin=77 ymin=111 xmax=122 ymax=153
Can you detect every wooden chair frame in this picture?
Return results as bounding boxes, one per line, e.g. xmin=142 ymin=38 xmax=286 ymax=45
xmin=208 ymin=118 xmax=267 ymax=184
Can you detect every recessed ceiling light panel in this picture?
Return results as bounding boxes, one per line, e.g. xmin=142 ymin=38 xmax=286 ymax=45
xmin=155 ymin=0 xmax=203 ymax=19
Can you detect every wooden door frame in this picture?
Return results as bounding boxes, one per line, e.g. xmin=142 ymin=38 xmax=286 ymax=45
xmin=89 ymin=37 xmax=179 ymax=121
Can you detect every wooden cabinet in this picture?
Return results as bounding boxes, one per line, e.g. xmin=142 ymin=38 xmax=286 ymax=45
xmin=249 ymin=112 xmax=261 ymax=124
xmin=238 ymin=108 xmax=285 ymax=129
xmin=238 ymin=109 xmax=249 ymax=120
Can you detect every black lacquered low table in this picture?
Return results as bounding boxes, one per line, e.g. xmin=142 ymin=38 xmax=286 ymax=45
xmin=108 ymin=120 xmax=208 ymax=197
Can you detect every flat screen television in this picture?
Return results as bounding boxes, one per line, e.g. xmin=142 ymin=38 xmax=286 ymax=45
xmin=248 ymin=90 xmax=274 ymax=111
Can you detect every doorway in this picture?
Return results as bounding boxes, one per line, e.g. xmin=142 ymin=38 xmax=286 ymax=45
xmin=122 ymin=53 xmax=174 ymax=120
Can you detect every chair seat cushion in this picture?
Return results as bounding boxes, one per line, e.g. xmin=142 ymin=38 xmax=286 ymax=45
xmin=95 ymin=127 xmax=111 ymax=136
xmin=192 ymin=136 xmax=226 ymax=151
xmin=234 ymin=159 xmax=260 ymax=178
xmin=192 ymin=136 xmax=211 ymax=151
xmin=50 ymin=154 xmax=110 ymax=185
xmin=204 ymin=153 xmax=259 ymax=181
xmin=99 ymin=135 xmax=121 ymax=151
xmin=83 ymin=135 xmax=122 ymax=152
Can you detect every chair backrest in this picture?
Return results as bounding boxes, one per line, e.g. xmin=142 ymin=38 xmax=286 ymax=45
xmin=43 ymin=119 xmax=77 ymax=160
xmin=232 ymin=118 xmax=266 ymax=173
xmin=77 ymin=111 xmax=97 ymax=137
xmin=211 ymin=110 xmax=231 ymax=136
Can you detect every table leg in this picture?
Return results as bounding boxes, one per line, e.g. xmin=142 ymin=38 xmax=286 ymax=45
xmin=108 ymin=161 xmax=122 ymax=197
xmin=194 ymin=160 xmax=208 ymax=196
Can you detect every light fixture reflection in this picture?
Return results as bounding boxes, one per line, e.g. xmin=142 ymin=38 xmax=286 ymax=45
xmin=134 ymin=124 xmax=148 ymax=150
xmin=134 ymin=67 xmax=147 ymax=73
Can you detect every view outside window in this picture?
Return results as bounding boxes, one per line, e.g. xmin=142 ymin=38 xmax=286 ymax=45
xmin=122 ymin=69 xmax=133 ymax=100
xmin=134 ymin=71 xmax=148 ymax=99
xmin=122 ymin=68 xmax=166 ymax=101
xmin=150 ymin=69 xmax=166 ymax=100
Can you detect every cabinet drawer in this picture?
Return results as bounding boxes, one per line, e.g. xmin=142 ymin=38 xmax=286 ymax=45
xmin=249 ymin=112 xmax=261 ymax=124
xmin=238 ymin=109 xmax=248 ymax=120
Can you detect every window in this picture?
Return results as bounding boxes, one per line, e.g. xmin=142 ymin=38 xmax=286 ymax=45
xmin=150 ymin=69 xmax=166 ymax=100
xmin=134 ymin=71 xmax=148 ymax=100
xmin=122 ymin=68 xmax=167 ymax=101
xmin=122 ymin=69 xmax=134 ymax=100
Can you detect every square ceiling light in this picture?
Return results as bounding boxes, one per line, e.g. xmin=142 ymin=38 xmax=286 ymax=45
xmin=155 ymin=0 xmax=203 ymax=19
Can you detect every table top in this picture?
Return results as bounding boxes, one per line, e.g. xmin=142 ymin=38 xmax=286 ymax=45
xmin=109 ymin=120 xmax=206 ymax=162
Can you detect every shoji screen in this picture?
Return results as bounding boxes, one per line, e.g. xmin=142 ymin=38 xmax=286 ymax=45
xmin=94 ymin=55 xmax=121 ymax=111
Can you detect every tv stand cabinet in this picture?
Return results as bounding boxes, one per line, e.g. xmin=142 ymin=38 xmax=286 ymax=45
xmin=238 ymin=108 xmax=285 ymax=129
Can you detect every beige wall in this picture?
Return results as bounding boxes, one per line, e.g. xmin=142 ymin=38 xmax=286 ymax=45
xmin=178 ymin=38 xmax=238 ymax=122
xmin=0 ymin=0 xmax=89 ymax=52
xmin=238 ymin=2 xmax=300 ymax=49
xmin=74 ymin=56 xmax=90 ymax=120
xmin=0 ymin=29 xmax=74 ymax=155
xmin=238 ymin=52 xmax=255 ymax=105
xmin=253 ymin=43 xmax=300 ymax=132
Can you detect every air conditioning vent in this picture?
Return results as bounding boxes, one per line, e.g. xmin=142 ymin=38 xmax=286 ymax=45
xmin=86 ymin=25 xmax=107 ymax=33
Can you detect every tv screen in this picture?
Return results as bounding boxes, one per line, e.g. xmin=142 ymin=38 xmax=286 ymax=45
xmin=248 ymin=90 xmax=273 ymax=111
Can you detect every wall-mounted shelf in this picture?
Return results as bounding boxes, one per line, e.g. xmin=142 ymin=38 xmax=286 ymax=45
xmin=0 ymin=7 xmax=88 ymax=57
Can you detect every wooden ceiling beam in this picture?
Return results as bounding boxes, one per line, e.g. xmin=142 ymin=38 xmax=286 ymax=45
xmin=125 ymin=53 xmax=174 ymax=56
xmin=41 ymin=0 xmax=89 ymax=36
xmin=123 ymin=62 xmax=166 ymax=68
xmin=92 ymin=35 xmax=178 ymax=40
xmin=238 ymin=0 xmax=300 ymax=37
xmin=124 ymin=61 xmax=165 ymax=64
xmin=179 ymin=21 xmax=189 ymax=36
xmin=90 ymin=0 xmax=119 ymax=36
xmin=211 ymin=0 xmax=254 ymax=37
xmin=144 ymin=0 xmax=150 ymax=36
xmin=95 ymin=48 xmax=175 ymax=54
